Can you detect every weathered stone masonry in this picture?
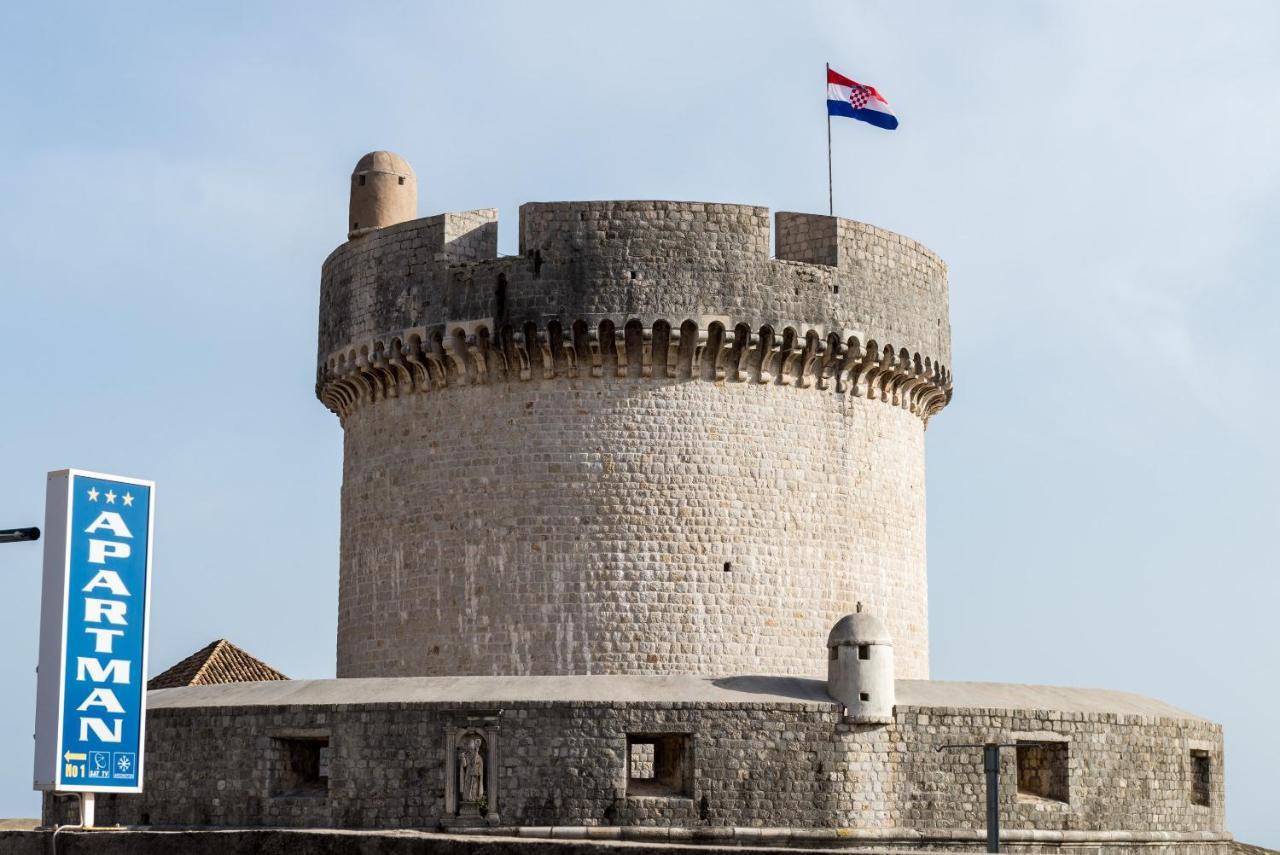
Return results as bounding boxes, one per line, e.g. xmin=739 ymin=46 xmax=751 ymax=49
xmin=63 ymin=677 xmax=1226 ymax=847
xmin=318 ymin=202 xmax=951 ymax=681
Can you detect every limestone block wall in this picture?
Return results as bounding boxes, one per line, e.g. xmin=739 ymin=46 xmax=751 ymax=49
xmin=337 ymin=379 xmax=928 ymax=679
xmin=317 ymin=201 xmax=952 ymax=680
xmin=773 ymin=213 xmax=949 ymax=360
xmin=58 ymin=696 xmax=1226 ymax=841
xmin=891 ymin=706 xmax=1226 ymax=835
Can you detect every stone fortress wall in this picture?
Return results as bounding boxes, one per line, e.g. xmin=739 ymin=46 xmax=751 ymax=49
xmin=318 ymin=199 xmax=952 ymax=681
xmin=59 ymin=677 xmax=1227 ymax=849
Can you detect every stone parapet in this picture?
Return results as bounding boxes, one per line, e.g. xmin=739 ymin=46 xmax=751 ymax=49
xmin=317 ymin=203 xmax=950 ymax=387
xmin=46 ymin=680 xmax=1225 ymax=840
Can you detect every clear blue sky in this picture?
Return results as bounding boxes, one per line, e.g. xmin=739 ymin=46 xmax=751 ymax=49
xmin=0 ymin=0 xmax=1276 ymax=844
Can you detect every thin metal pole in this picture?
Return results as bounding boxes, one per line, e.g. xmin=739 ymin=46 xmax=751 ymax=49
xmin=983 ymin=744 xmax=1000 ymax=853
xmin=826 ymin=62 xmax=833 ymax=216
xmin=0 ymin=527 xmax=40 ymax=544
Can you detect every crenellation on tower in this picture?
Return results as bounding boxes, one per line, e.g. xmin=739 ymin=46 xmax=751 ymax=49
xmin=774 ymin=212 xmax=950 ymax=361
xmin=775 ymin=211 xmax=842 ymax=267
xmin=440 ymin=209 xmax=500 ymax=262
xmin=319 ymin=202 xmax=952 ymax=392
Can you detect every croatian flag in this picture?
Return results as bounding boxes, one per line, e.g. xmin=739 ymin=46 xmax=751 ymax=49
xmin=827 ymin=66 xmax=898 ymax=130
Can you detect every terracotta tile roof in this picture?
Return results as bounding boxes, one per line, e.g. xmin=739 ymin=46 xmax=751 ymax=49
xmin=147 ymin=639 xmax=289 ymax=690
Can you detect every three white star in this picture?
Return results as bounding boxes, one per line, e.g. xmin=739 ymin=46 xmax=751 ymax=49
xmin=86 ymin=488 xmax=100 ymax=502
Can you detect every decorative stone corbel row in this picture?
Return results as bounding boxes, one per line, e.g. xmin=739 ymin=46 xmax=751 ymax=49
xmin=316 ymin=318 xmax=953 ymax=425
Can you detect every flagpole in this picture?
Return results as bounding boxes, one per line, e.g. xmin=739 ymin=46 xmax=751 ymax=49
xmin=826 ymin=62 xmax=833 ymax=216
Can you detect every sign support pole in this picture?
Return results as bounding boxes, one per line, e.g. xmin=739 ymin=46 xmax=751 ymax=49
xmin=80 ymin=792 xmax=95 ymax=828
xmin=826 ymin=62 xmax=834 ymax=216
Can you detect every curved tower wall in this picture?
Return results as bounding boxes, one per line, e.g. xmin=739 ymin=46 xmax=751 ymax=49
xmin=317 ymin=200 xmax=951 ymax=679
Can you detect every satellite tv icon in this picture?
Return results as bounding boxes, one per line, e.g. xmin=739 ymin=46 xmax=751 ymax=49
xmin=88 ymin=752 xmax=111 ymax=779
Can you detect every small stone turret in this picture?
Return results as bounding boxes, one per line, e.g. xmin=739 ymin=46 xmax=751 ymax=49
xmin=827 ymin=604 xmax=895 ymax=723
xmin=348 ymin=150 xmax=417 ymax=240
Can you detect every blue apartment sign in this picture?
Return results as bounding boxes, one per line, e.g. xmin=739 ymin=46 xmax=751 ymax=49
xmin=33 ymin=470 xmax=154 ymax=793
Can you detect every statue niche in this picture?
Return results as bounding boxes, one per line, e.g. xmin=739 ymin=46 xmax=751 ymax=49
xmin=458 ymin=733 xmax=486 ymax=813
xmin=443 ymin=724 xmax=499 ymax=826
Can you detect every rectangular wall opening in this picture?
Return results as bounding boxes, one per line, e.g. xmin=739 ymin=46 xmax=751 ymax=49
xmin=270 ymin=736 xmax=330 ymax=798
xmin=1016 ymin=740 xmax=1069 ymax=803
xmin=1190 ymin=750 xmax=1211 ymax=806
xmin=626 ymin=734 xmax=691 ymax=798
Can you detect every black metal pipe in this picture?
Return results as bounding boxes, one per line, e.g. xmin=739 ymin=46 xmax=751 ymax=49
xmin=984 ymin=743 xmax=1001 ymax=853
xmin=0 ymin=527 xmax=40 ymax=544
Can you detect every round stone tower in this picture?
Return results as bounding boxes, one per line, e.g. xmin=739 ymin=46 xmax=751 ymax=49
xmin=317 ymin=153 xmax=951 ymax=680
xmin=348 ymin=150 xmax=416 ymax=240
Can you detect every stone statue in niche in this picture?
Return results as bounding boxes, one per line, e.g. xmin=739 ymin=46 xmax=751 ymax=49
xmin=459 ymin=733 xmax=486 ymax=810
xmin=444 ymin=724 xmax=499 ymax=826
